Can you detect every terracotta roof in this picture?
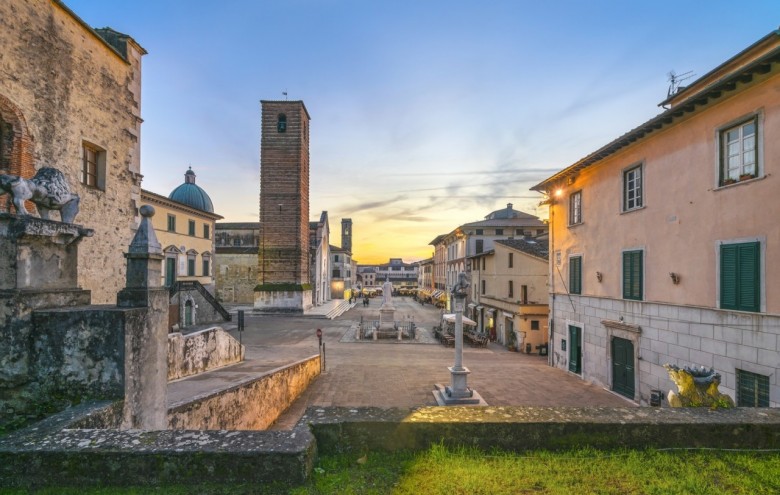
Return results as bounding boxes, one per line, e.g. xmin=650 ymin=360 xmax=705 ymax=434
xmin=494 ymin=238 xmax=549 ymax=261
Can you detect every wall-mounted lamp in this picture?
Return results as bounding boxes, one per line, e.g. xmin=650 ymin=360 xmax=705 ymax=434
xmin=554 ymin=188 xmax=564 ymax=198
xmin=596 ymin=271 xmax=603 ymax=283
xmin=670 ymin=272 xmax=680 ymax=285
xmin=567 ymin=175 xmax=576 ymax=185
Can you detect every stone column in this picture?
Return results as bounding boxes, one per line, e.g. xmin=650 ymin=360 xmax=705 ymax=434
xmin=433 ymin=272 xmax=486 ymax=406
xmin=117 ymin=205 xmax=168 ymax=430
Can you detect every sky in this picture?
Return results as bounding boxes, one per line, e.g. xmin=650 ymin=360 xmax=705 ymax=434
xmin=64 ymin=0 xmax=779 ymax=264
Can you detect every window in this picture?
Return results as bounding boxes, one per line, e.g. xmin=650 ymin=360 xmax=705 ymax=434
xmin=475 ymin=239 xmax=484 ymax=254
xmin=622 ymin=250 xmax=643 ymax=300
xmin=188 ymin=220 xmax=196 ymax=236
xmin=332 ymin=269 xmax=341 ymax=278
xmin=521 ymin=285 xmax=528 ymax=304
xmin=569 ymin=191 xmax=582 ymax=225
xmin=531 ymin=320 xmax=540 ymax=331
xmin=736 ymin=369 xmax=769 ymax=407
xmin=187 ymin=259 xmax=195 ymax=276
xmin=720 ymin=241 xmax=760 ymax=312
xmin=334 ymin=255 xmax=339 ymax=262
xmin=233 ymin=238 xmax=241 ymax=246
xmin=203 ymin=224 xmax=210 ymax=239
xmin=202 ymin=258 xmax=210 ymax=277
xmin=481 ymin=258 xmax=485 ymax=270
xmin=81 ymin=142 xmax=105 ymax=189
xmin=508 ymin=281 xmax=514 ymax=298
xmin=475 ymin=229 xmax=483 ymax=235
xmin=516 ymin=229 xmax=523 ymax=236
xmin=508 ymin=252 xmax=513 ymax=268
xmin=481 ymin=280 xmax=486 ymax=295
xmin=569 ymin=256 xmax=582 ymax=295
xmin=277 ymin=113 xmax=287 ymax=133
xmin=623 ymin=164 xmax=643 ymax=211
xmin=167 ymin=214 xmax=176 ymax=232
xmin=720 ymin=117 xmax=757 ymax=185
xmin=495 ymin=229 xmax=503 ymax=235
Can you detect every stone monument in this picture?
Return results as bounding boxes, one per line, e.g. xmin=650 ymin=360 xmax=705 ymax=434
xmin=377 ymin=277 xmax=396 ymax=335
xmin=433 ymin=273 xmax=487 ymax=405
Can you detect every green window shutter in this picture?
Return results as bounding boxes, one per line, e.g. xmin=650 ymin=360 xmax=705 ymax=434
xmin=569 ymin=257 xmax=581 ymax=295
xmin=737 ymin=369 xmax=769 ymax=407
xmin=738 ymin=242 xmax=760 ymax=312
xmin=721 ymin=242 xmax=760 ymax=312
xmin=720 ymin=244 xmax=739 ymax=309
xmin=623 ymin=251 xmax=643 ymax=300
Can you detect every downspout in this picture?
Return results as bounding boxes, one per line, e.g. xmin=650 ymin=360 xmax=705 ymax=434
xmin=548 ymin=197 xmax=555 ymax=367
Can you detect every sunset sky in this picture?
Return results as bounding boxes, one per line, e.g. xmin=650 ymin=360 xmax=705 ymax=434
xmin=65 ymin=0 xmax=778 ymax=264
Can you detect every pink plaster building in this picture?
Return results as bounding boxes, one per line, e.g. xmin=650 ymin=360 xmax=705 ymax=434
xmin=533 ymin=30 xmax=780 ymax=407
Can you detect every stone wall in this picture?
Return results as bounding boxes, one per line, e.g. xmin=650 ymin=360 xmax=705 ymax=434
xmin=0 ymin=0 xmax=144 ymax=304
xmin=168 ymin=355 xmax=320 ymax=430
xmin=168 ymin=327 xmax=244 ymax=381
xmin=3 ymin=404 xmax=780 ymax=489
xmin=214 ymin=251 xmax=258 ymax=304
xmin=30 ymin=307 xmax=131 ymax=400
xmin=550 ymin=294 xmax=780 ymax=406
xmin=170 ymin=287 xmax=227 ymax=329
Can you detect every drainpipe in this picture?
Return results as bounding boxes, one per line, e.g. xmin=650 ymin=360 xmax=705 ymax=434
xmin=548 ymin=197 xmax=555 ymax=367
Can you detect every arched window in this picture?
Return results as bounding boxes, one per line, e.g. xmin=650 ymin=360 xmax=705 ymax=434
xmin=277 ymin=114 xmax=287 ymax=133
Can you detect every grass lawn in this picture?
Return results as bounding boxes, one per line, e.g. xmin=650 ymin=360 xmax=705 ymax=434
xmin=2 ymin=445 xmax=779 ymax=494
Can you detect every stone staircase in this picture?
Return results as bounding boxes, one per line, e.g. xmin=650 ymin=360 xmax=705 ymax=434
xmin=304 ymin=299 xmax=354 ymax=319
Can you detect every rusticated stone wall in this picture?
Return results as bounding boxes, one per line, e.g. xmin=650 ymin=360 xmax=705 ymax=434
xmin=0 ymin=0 xmax=145 ymax=304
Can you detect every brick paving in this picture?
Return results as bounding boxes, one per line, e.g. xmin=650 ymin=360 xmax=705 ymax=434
xmin=202 ymin=296 xmax=635 ymax=430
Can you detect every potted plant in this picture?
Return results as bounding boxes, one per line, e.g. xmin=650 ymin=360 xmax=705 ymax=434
xmin=739 ymin=173 xmax=755 ymax=181
xmin=722 ymin=178 xmax=737 ymax=186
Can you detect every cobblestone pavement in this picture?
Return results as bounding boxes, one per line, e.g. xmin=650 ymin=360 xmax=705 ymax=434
xmin=210 ymin=296 xmax=635 ymax=430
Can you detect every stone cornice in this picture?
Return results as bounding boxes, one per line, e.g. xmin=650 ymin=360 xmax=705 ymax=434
xmin=601 ymin=319 xmax=641 ymax=334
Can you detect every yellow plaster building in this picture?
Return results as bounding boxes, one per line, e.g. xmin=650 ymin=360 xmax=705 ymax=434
xmin=141 ymin=168 xmax=222 ymax=291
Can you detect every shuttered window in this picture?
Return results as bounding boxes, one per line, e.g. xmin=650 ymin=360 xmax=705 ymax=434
xmin=622 ymin=250 xmax=643 ymax=300
xmin=720 ymin=242 xmax=760 ymax=312
xmin=569 ymin=256 xmax=582 ymax=295
xmin=737 ymin=369 xmax=769 ymax=407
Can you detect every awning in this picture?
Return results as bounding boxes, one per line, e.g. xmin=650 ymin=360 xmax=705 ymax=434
xmin=442 ymin=314 xmax=477 ymax=326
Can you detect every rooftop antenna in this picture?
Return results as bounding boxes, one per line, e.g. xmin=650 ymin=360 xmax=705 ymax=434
xmin=667 ymin=70 xmax=695 ymax=98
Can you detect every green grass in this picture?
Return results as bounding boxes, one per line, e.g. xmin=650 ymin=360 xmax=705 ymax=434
xmin=2 ymin=445 xmax=779 ymax=494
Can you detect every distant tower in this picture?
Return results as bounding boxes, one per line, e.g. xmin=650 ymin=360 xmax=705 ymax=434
xmin=341 ymin=218 xmax=352 ymax=252
xmin=255 ymin=100 xmax=312 ymax=312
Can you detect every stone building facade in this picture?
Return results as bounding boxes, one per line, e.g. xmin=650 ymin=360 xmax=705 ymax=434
xmin=256 ymin=100 xmax=312 ymax=311
xmin=0 ymin=0 xmax=145 ymax=304
xmin=215 ymin=223 xmax=260 ymax=304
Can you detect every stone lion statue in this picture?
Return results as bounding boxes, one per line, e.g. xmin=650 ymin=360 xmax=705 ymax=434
xmin=664 ymin=364 xmax=734 ymax=408
xmin=0 ymin=167 xmax=80 ymax=223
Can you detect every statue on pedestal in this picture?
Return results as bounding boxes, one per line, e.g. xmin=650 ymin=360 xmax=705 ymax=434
xmin=0 ymin=167 xmax=80 ymax=223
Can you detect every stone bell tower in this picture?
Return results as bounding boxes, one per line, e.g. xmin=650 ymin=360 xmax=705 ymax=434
xmin=341 ymin=218 xmax=352 ymax=252
xmin=255 ymin=100 xmax=312 ymax=312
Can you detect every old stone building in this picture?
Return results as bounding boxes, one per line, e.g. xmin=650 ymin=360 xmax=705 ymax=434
xmin=214 ymin=223 xmax=261 ymax=304
xmin=309 ymin=211 xmax=331 ymax=306
xmin=256 ymin=100 xmax=312 ymax=311
xmin=0 ymin=0 xmax=145 ymax=304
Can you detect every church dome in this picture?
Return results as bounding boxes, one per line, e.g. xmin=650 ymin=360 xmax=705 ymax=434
xmin=168 ymin=167 xmax=214 ymax=213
